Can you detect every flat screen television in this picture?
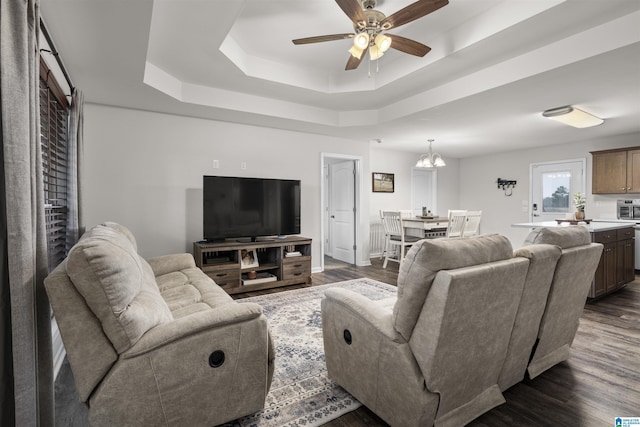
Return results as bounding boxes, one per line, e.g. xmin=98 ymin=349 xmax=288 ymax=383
xmin=203 ymin=175 xmax=301 ymax=242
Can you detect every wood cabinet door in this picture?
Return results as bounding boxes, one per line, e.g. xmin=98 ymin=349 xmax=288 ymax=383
xmin=592 ymin=151 xmax=627 ymax=194
xmin=603 ymin=242 xmax=617 ymax=292
xmin=627 ymin=149 xmax=640 ymax=193
xmin=591 ymin=248 xmax=607 ymax=298
xmin=618 ymin=239 xmax=635 ymax=285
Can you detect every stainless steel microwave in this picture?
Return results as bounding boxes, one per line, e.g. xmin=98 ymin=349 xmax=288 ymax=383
xmin=617 ymin=199 xmax=640 ymax=219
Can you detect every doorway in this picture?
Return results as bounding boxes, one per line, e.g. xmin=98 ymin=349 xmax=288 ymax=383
xmin=320 ymin=153 xmax=362 ymax=270
xmin=530 ymin=159 xmax=585 ymax=222
xmin=411 ymin=168 xmax=437 ymax=217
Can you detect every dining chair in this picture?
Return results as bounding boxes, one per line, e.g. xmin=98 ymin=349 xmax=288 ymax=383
xmin=446 ymin=210 xmax=467 ymax=238
xmin=381 ymin=211 xmax=421 ymax=268
xmin=462 ymin=210 xmax=482 ymax=237
xmin=379 ymin=210 xmax=390 ymax=260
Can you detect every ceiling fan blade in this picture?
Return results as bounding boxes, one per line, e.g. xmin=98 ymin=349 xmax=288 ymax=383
xmin=292 ymin=33 xmax=354 ymax=45
xmin=380 ymin=0 xmax=448 ymax=30
xmin=335 ymin=0 xmax=366 ymax=25
xmin=386 ymin=33 xmax=431 ymax=56
xmin=346 ymin=47 xmax=368 ymax=70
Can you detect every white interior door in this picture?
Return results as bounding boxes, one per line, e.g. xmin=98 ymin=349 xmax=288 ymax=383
xmin=531 ymin=160 xmax=585 ymax=222
xmin=412 ymin=168 xmax=436 ymax=217
xmin=330 ymin=160 xmax=356 ymax=264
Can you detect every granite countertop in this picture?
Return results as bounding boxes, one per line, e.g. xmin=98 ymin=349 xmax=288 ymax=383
xmin=511 ymin=221 xmax=635 ymax=233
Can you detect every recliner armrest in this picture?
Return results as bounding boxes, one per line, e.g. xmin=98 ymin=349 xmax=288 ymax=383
xmin=123 ymin=302 xmax=264 ymax=357
xmin=323 ymin=288 xmax=403 ymax=343
xmin=146 ymin=253 xmax=196 ymax=277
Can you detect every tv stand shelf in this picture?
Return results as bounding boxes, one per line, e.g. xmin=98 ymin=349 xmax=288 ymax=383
xmin=194 ymin=236 xmax=312 ymax=295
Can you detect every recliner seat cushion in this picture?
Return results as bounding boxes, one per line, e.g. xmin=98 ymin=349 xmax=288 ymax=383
xmin=393 ymin=234 xmax=514 ymax=339
xmin=66 ymin=224 xmax=173 ymax=353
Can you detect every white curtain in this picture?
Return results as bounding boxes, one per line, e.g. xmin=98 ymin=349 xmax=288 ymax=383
xmin=0 ymin=0 xmax=54 ymax=425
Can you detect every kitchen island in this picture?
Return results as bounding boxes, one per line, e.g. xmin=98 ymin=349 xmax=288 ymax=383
xmin=512 ymin=221 xmax=634 ymax=299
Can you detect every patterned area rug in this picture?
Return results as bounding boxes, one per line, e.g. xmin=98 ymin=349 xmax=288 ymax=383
xmin=224 ymin=278 xmax=397 ymax=427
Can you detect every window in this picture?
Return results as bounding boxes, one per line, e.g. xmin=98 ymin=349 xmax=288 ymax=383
xmin=541 ymin=171 xmax=571 ymax=213
xmin=39 ymin=58 xmax=70 ymax=270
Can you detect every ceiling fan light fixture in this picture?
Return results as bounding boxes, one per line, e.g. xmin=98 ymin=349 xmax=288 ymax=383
xmin=374 ymin=34 xmax=391 ymax=52
xmin=542 ymin=105 xmax=604 ymax=128
xmin=353 ymin=32 xmax=370 ymax=50
xmin=348 ymin=45 xmax=364 ymax=59
xmin=369 ymin=44 xmax=384 ymax=60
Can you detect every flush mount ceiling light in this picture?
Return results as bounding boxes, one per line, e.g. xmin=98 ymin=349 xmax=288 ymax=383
xmin=542 ymin=106 xmax=604 ymax=128
xmin=416 ymin=139 xmax=446 ymax=168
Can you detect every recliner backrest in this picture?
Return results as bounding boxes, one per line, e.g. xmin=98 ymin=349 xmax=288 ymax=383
xmin=393 ymin=234 xmax=515 ymax=340
xmin=66 ymin=224 xmax=173 ymax=353
xmin=498 ymin=243 xmax=562 ymax=390
xmin=522 ymin=226 xmax=604 ymax=379
xmin=406 ymin=242 xmax=529 ymax=422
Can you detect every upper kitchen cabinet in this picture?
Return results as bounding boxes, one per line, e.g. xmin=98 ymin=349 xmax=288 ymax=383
xmin=591 ymin=147 xmax=640 ymax=194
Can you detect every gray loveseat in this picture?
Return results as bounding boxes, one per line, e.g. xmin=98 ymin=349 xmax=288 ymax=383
xmin=45 ymin=222 xmax=275 ymax=426
xmin=321 ymin=228 xmax=603 ymax=427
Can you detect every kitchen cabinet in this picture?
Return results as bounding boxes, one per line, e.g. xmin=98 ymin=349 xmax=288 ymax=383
xmin=589 ymin=227 xmax=635 ymax=299
xmin=591 ymin=147 xmax=640 ymax=194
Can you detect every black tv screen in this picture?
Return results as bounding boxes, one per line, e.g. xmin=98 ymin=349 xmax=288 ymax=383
xmin=203 ymin=176 xmax=301 ymax=241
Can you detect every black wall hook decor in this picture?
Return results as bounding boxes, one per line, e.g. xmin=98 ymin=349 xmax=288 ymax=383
xmin=497 ymin=178 xmax=517 ymax=196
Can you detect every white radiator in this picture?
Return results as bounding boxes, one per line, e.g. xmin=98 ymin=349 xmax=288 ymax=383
xmin=369 ymin=222 xmax=386 ymax=257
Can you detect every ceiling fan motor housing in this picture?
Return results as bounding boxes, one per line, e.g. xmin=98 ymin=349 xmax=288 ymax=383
xmin=354 ymin=9 xmax=386 ymax=36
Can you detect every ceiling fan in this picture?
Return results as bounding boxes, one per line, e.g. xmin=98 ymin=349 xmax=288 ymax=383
xmin=292 ymin=0 xmax=449 ymax=70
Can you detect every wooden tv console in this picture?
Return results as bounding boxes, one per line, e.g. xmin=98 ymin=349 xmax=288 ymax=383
xmin=194 ymin=236 xmax=312 ymax=295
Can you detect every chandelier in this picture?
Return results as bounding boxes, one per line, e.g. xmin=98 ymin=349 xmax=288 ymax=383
xmin=415 ymin=139 xmax=446 ymax=168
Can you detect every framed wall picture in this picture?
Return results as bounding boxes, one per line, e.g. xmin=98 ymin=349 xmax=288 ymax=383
xmin=240 ymin=249 xmax=259 ymax=268
xmin=372 ymin=172 xmax=395 ymax=193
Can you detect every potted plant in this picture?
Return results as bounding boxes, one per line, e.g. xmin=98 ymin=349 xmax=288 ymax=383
xmin=573 ymin=192 xmax=586 ymax=220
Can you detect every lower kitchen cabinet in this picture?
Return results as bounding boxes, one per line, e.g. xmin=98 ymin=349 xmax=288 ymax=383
xmin=589 ymin=227 xmax=635 ymax=299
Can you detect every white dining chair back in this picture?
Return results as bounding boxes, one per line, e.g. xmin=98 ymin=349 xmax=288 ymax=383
xmin=462 ymin=210 xmax=482 ymax=237
xmin=446 ymin=210 xmax=467 ymax=238
xmin=381 ymin=211 xmax=421 ymax=268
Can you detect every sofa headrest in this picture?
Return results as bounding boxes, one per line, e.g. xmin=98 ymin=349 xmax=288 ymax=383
xmin=393 ymin=234 xmax=514 ymax=340
xmin=67 ymin=224 xmax=173 ymax=353
xmin=101 ymin=221 xmax=138 ymax=251
xmin=523 ymin=226 xmax=591 ymax=249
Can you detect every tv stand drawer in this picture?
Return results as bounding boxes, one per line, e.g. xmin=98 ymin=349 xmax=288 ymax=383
xmin=283 ymin=257 xmax=311 ymax=280
xmin=206 ymin=268 xmax=240 ymax=288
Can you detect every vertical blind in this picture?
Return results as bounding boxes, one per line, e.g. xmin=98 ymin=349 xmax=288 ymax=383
xmin=39 ymin=59 xmax=69 ymax=270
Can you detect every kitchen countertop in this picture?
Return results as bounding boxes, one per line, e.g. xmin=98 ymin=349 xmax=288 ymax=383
xmin=511 ymin=221 xmax=635 ymax=233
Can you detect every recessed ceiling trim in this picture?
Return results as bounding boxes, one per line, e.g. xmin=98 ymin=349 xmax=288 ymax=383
xmin=143 ymin=7 xmax=640 ymax=130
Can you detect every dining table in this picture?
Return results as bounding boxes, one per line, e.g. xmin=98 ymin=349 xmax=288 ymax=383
xmin=403 ymin=216 xmax=449 ymax=238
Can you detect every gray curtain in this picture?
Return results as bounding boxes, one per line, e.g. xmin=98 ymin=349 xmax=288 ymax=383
xmin=0 ymin=0 xmax=55 ymax=425
xmin=66 ymin=88 xmax=84 ymax=250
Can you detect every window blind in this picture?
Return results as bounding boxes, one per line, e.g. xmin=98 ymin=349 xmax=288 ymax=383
xmin=40 ymin=59 xmax=70 ymax=270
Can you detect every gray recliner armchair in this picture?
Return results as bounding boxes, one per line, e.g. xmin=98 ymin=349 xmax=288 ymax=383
xmin=45 ymin=222 xmax=274 ymax=426
xmin=520 ymin=226 xmax=603 ymax=379
xmin=321 ymin=234 xmax=530 ymax=426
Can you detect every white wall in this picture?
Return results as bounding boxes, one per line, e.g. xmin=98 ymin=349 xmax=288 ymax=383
xmin=369 ymin=147 xmax=460 ymax=221
xmin=459 ymin=133 xmax=636 ymax=247
xmin=82 ymin=104 xmax=371 ymax=270
xmin=82 ymin=103 xmax=637 ymax=263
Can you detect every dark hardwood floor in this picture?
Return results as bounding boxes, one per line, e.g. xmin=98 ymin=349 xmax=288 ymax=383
xmin=55 ymin=256 xmax=640 ymax=426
